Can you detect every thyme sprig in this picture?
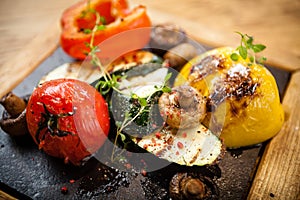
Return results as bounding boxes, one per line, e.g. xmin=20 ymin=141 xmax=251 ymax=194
xmin=81 ymin=0 xmax=107 ymax=34
xmin=110 ymin=73 xmax=172 ymax=162
xmin=230 ymin=32 xmax=267 ymax=65
xmin=83 ymin=9 xmax=122 ymax=96
xmin=84 ymin=7 xmax=172 ymax=163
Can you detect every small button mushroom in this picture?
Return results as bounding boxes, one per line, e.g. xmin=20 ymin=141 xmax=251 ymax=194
xmin=0 ymin=92 xmax=29 ymax=137
xmin=149 ymin=23 xmax=186 ymax=56
xmin=164 ymin=43 xmax=198 ymax=69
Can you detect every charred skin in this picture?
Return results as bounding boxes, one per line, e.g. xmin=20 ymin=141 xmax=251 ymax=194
xmin=175 ymin=47 xmax=284 ymax=148
xmin=158 ymin=85 xmax=207 ymax=129
xmin=26 ymin=79 xmax=110 ymax=166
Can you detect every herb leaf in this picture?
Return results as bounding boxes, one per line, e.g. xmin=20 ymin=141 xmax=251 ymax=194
xmin=83 ymin=29 xmax=92 ymax=34
xmin=252 ymin=44 xmax=266 ymax=53
xmin=138 ymin=97 xmax=148 ymax=107
xmin=231 ymin=32 xmax=267 ymax=64
xmin=162 ymin=86 xmax=172 ymax=93
xmin=238 ymin=46 xmax=248 ymax=59
xmin=164 ymin=72 xmax=172 ymax=82
xmin=230 ymin=53 xmax=239 ymax=61
xmin=100 ymin=16 xmax=107 ymax=24
xmin=97 ymin=25 xmax=106 ymax=31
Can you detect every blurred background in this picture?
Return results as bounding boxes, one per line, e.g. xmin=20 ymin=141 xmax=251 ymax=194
xmin=0 ymin=0 xmax=299 ymax=72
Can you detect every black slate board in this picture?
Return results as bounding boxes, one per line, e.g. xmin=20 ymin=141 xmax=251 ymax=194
xmin=0 ymin=47 xmax=290 ymax=200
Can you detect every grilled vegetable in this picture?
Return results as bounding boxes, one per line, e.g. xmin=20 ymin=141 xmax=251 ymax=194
xmin=60 ymin=0 xmax=151 ymax=60
xmin=111 ymin=63 xmax=169 ymax=137
xmin=106 ymin=50 xmax=162 ymax=73
xmin=39 ymin=51 xmax=162 ymax=86
xmin=132 ymin=124 xmax=223 ymax=166
xmin=39 ymin=62 xmax=99 ymax=85
xmin=26 ymin=79 xmax=110 ymax=165
xmin=109 ymin=62 xmax=223 ymax=166
xmin=175 ymin=47 xmax=284 ymax=148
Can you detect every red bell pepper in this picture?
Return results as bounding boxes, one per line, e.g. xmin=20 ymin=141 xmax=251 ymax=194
xmin=60 ymin=0 xmax=151 ymax=60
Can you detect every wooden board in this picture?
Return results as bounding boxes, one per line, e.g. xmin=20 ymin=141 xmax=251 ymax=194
xmin=0 ymin=21 xmax=60 ymax=100
xmin=248 ymin=71 xmax=300 ymax=200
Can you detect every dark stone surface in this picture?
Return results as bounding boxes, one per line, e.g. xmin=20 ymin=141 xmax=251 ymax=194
xmin=0 ymin=47 xmax=290 ymax=200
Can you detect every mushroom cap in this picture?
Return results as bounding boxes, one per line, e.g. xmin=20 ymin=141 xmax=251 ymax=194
xmin=0 ymin=109 xmax=29 ymax=137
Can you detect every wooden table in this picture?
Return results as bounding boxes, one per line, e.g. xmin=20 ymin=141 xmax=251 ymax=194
xmin=0 ymin=0 xmax=299 ymax=199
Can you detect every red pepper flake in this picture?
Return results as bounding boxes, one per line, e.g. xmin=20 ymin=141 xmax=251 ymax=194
xmin=182 ymin=132 xmax=187 ymax=138
xmin=141 ymin=169 xmax=147 ymax=177
xmin=69 ymin=179 xmax=75 ymax=184
xmin=151 ymin=138 xmax=156 ymax=145
xmin=143 ymin=144 xmax=148 ymax=149
xmin=155 ymin=132 xmax=161 ymax=139
xmin=163 ymin=61 xmax=170 ymax=68
xmin=176 ymin=151 xmax=180 ymax=155
xmin=61 ymin=186 xmax=68 ymax=194
xmin=177 ymin=142 xmax=184 ymax=149
xmin=140 ymin=159 xmax=147 ymax=166
xmin=125 ymin=163 xmax=131 ymax=169
xmin=126 ymin=152 xmax=132 ymax=157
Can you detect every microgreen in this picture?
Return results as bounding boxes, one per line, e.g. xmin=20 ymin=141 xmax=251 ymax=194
xmin=95 ymin=74 xmax=122 ymax=95
xmin=231 ymin=32 xmax=267 ymax=65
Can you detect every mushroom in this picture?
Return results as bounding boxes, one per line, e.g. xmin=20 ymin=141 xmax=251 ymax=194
xmin=169 ymin=172 xmax=219 ymax=200
xmin=0 ymin=92 xmax=29 ymax=137
xmin=164 ymin=43 xmax=198 ymax=69
xmin=149 ymin=23 xmax=186 ymax=56
xmin=158 ymin=85 xmax=207 ymax=129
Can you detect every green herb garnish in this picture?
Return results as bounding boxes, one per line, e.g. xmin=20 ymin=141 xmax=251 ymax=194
xmin=231 ymin=32 xmax=267 ymax=65
xmin=80 ymin=1 xmax=107 ymax=34
xmin=84 ymin=6 xmax=172 ymax=163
